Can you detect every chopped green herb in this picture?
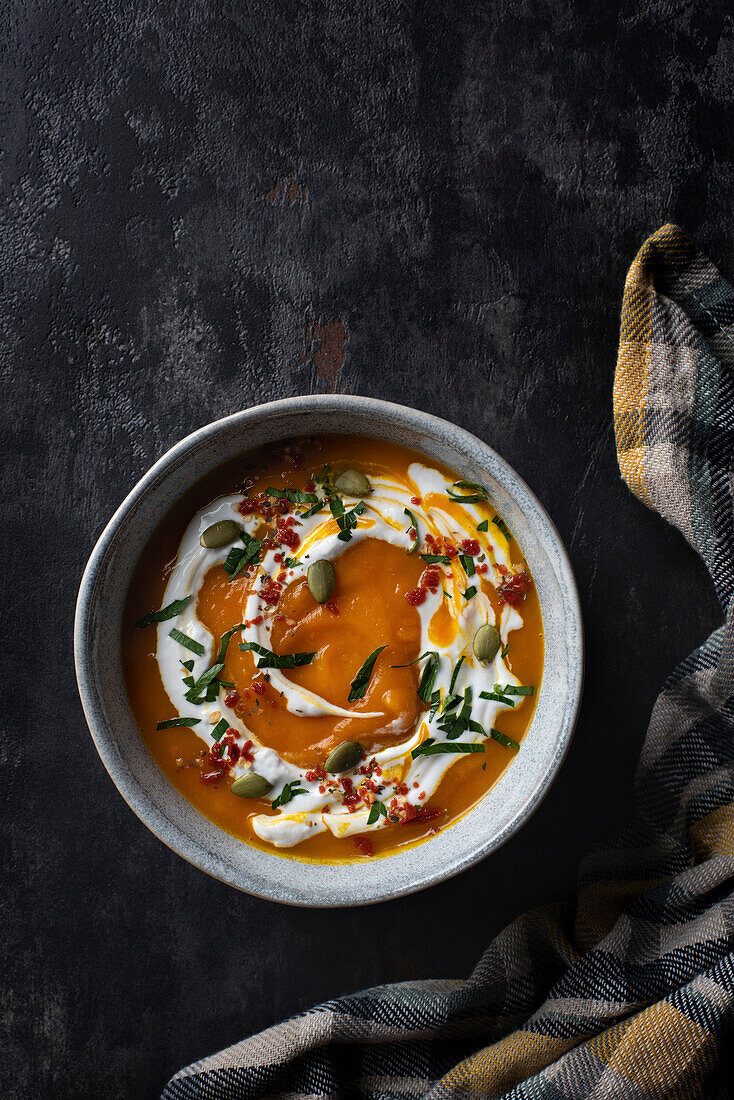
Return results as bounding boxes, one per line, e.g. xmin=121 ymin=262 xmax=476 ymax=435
xmin=494 ymin=683 xmax=534 ymax=696
xmin=223 ymin=533 xmax=263 ymax=581
xmin=448 ymin=480 xmax=489 ymax=504
xmin=271 ymin=781 xmax=307 ymax=809
xmin=429 ymin=690 xmax=442 ymax=720
xmin=156 ymin=717 xmax=201 ymax=730
xmin=404 ymin=508 xmax=419 ymax=554
xmin=412 ymin=739 xmax=485 ymax=759
xmin=477 ymin=519 xmax=489 ymax=532
xmin=493 ymin=515 xmax=512 ymax=540
xmin=449 ymin=655 xmax=465 ymax=695
xmin=479 ymin=690 xmax=515 ymax=707
xmin=211 ymin=718 xmax=230 ymax=741
xmin=283 ymin=556 xmax=300 ymax=568
xmin=391 ymin=650 xmax=440 ymax=704
xmin=300 ymin=500 xmax=325 ymax=519
xmin=168 ymin=628 xmax=205 ymax=656
xmin=501 ymin=642 xmax=510 ymax=659
xmin=215 ymin=623 xmax=247 ymax=664
xmin=184 ymin=662 xmax=225 ymax=704
xmin=444 ymin=687 xmax=473 ymax=739
xmin=136 ymin=596 xmax=192 ymax=629
xmin=266 ymin=487 xmax=319 ymax=504
xmin=181 ymin=659 xmax=195 ymax=672
xmin=367 ymin=800 xmax=387 ymax=825
xmin=441 ymin=694 xmax=461 ymax=714
xmin=336 ymin=500 xmax=367 ymax=542
xmin=348 ymin=645 xmax=388 ymax=701
xmin=421 ymin=553 xmax=452 ymax=565
xmin=463 ymin=586 xmax=477 ymax=601
xmin=240 ymin=642 xmax=316 ymax=669
xmin=459 ymin=553 xmax=476 ymax=577
xmin=489 ymin=727 xmax=520 ymax=751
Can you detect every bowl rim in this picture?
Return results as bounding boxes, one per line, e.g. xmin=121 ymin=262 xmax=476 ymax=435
xmin=74 ymin=394 xmax=584 ymax=905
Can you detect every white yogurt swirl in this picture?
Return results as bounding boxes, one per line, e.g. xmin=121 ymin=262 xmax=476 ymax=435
xmin=155 ymin=463 xmax=534 ymax=847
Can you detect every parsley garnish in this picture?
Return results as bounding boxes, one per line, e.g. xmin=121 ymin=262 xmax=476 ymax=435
xmin=156 ymin=717 xmax=201 ymax=730
xmin=348 ymin=645 xmax=387 ymax=701
xmin=459 ymin=553 xmax=475 ymax=577
xmin=211 ymin=718 xmax=229 ymax=741
xmin=495 ymin=683 xmax=534 ymax=696
xmin=223 ymin=532 xmax=263 ymax=581
xmin=168 ymin=628 xmax=205 ymax=656
xmin=412 ymin=739 xmax=485 ymax=759
xmin=441 ymin=687 xmax=473 ymax=740
xmin=184 ymin=662 xmax=225 ymax=704
xmin=501 ymin=642 xmax=510 ymax=659
xmin=404 ymin=508 xmax=419 ymax=554
xmin=271 ymin=781 xmax=306 ymax=809
xmin=181 ymin=659 xmax=195 ymax=672
xmin=240 ymin=642 xmax=316 ymax=669
xmin=391 ymin=650 xmax=439 ymax=704
xmin=447 ymin=480 xmax=489 ymax=504
xmin=493 ymin=516 xmax=512 ymax=540
xmin=330 ymin=499 xmax=366 ymax=542
xmin=449 ymin=655 xmax=465 ymax=695
xmin=463 ymin=586 xmax=477 ymax=601
xmin=300 ymin=500 xmax=325 ymax=519
xmin=215 ymin=623 xmax=247 ymax=664
xmin=489 ymin=727 xmax=520 ymax=751
xmin=136 ymin=596 xmax=192 ymax=629
xmin=477 ymin=519 xmax=489 ymax=532
xmin=479 ymin=690 xmax=515 ymax=708
xmin=367 ymin=801 xmax=387 ymax=825
xmin=421 ymin=553 xmax=452 ymax=565
xmin=429 ymin=690 xmax=441 ymax=719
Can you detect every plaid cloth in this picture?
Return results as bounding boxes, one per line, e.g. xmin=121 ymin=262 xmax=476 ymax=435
xmin=163 ymin=225 xmax=734 ymax=1099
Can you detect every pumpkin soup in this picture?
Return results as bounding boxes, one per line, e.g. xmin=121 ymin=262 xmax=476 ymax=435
xmin=124 ymin=435 xmax=543 ymax=861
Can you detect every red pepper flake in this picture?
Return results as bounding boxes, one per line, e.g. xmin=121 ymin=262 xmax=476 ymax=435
xmin=259 ymin=579 xmax=283 ymax=606
xmin=252 ymin=681 xmax=266 ymax=697
xmin=498 ymin=571 xmax=532 ymax=607
xmin=354 ymin=837 xmax=375 ymax=857
xmin=419 ymin=568 xmax=440 ymax=592
xmin=425 ymin=533 xmax=438 ymax=549
xmin=305 ymin=480 xmax=316 ymax=492
xmin=278 ymin=527 xmax=300 ymax=550
xmin=408 ymin=527 xmax=417 ymax=539
xmin=240 ymin=739 xmax=255 ymax=763
xmin=476 ymin=563 xmax=489 ymax=574
xmin=325 ymin=600 xmax=339 ymax=615
xmin=200 ymin=767 xmax=226 ymax=785
xmin=224 ymin=691 xmax=240 ymax=708
xmin=396 ymin=782 xmax=409 ymax=796
xmin=341 ymin=777 xmax=354 ymax=795
xmin=400 ymin=805 xmax=442 ymax=826
xmin=460 ymin=538 xmax=480 ymax=556
xmin=444 ymin=543 xmax=457 ymax=559
xmin=238 ymin=498 xmax=257 ymax=515
xmin=305 ymin=764 xmax=327 ymax=782
xmin=343 ymin=793 xmax=360 ymax=813
xmin=250 ymin=614 xmax=264 ymax=626
xmin=410 ymin=496 xmax=422 ymax=506
xmin=496 ymin=563 xmax=509 ymax=576
xmin=405 ymin=586 xmax=427 ymax=606
xmin=273 ymin=552 xmax=283 ymax=563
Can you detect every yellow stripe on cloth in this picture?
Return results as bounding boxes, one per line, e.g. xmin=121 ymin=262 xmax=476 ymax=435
xmin=441 ymin=1030 xmax=574 ymax=1097
xmin=605 ymin=1000 xmax=718 ymax=1098
xmin=614 ymin=223 xmax=686 ymax=503
xmin=690 ymin=803 xmax=734 ymax=864
xmin=574 ymin=877 xmax=665 ymax=953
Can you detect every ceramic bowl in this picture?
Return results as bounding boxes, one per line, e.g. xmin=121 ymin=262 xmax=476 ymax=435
xmin=75 ymin=395 xmax=583 ymax=906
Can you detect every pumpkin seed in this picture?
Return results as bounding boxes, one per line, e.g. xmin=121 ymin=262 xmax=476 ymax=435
xmin=473 ymin=624 xmax=501 ymax=665
xmin=230 ymin=772 xmax=273 ymax=799
xmin=324 ymin=740 xmax=364 ymax=774
xmin=307 ymin=559 xmax=336 ymax=604
xmin=200 ymin=520 xmax=242 ymax=549
xmin=334 ymin=469 xmax=371 ymax=497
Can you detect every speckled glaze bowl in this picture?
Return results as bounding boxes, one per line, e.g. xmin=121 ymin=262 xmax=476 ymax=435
xmin=75 ymin=396 xmax=583 ymax=906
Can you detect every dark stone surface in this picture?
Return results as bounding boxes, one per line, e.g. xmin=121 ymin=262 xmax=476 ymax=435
xmin=3 ymin=1 xmax=732 ymax=1096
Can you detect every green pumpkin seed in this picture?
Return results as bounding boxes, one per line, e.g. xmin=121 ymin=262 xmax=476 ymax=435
xmin=230 ymin=772 xmax=273 ymax=799
xmin=200 ymin=520 xmax=242 ymax=549
xmin=324 ymin=740 xmax=364 ymax=774
xmin=473 ymin=624 xmax=501 ymax=665
xmin=307 ymin=559 xmax=336 ymax=604
xmin=334 ymin=469 xmax=371 ymax=497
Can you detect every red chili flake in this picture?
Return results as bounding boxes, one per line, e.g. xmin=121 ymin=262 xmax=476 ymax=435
xmin=354 ymin=837 xmax=374 ymax=857
xmin=496 ymin=563 xmax=509 ymax=576
xmin=305 ymin=764 xmax=327 ymax=782
xmin=279 ymin=527 xmax=300 ymax=550
xmin=419 ymin=568 xmax=440 ymax=591
xmin=342 ymin=777 xmax=354 ymax=795
xmin=200 ymin=767 xmax=226 ymax=785
xmin=318 ymin=784 xmax=326 ymax=794
xmin=418 ymin=791 xmax=426 ymax=800
xmin=408 ymin=527 xmax=417 ymax=539
xmin=259 ymin=579 xmax=282 ymax=606
xmin=252 ymin=681 xmax=266 ymax=697
xmin=400 ymin=805 xmax=442 ymax=826
xmin=305 ymin=480 xmax=316 ymax=492
xmin=241 ymin=739 xmax=255 ymax=763
xmin=425 ymin=533 xmax=438 ymax=549
xmin=413 ymin=781 xmax=420 ymax=788
xmin=405 ymin=586 xmax=427 ymax=606
xmin=444 ymin=543 xmax=457 ymax=559
xmin=410 ymin=496 xmax=422 ymax=506
xmin=460 ymin=538 xmax=480 ymax=556
xmin=238 ymin=498 xmax=257 ymax=515
xmin=224 ymin=691 xmax=240 ymax=708
xmin=273 ymin=552 xmax=283 ymax=563
xmin=325 ymin=600 xmax=339 ymax=615
xmin=343 ymin=793 xmax=360 ymax=813
xmin=476 ymin=563 xmax=489 ymax=574
xmin=250 ymin=615 xmax=264 ymax=626
xmin=498 ymin=571 xmax=532 ymax=607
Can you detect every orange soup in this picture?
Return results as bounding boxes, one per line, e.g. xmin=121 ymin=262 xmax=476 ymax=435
xmin=123 ymin=435 xmax=543 ymax=862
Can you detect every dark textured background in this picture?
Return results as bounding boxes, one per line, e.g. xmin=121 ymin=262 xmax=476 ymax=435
xmin=3 ymin=1 xmax=733 ymax=1096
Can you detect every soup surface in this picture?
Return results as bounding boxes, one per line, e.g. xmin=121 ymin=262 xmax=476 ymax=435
xmin=124 ymin=435 xmax=544 ymax=861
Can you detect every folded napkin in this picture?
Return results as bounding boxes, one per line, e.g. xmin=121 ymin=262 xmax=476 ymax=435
xmin=163 ymin=225 xmax=734 ymax=1099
